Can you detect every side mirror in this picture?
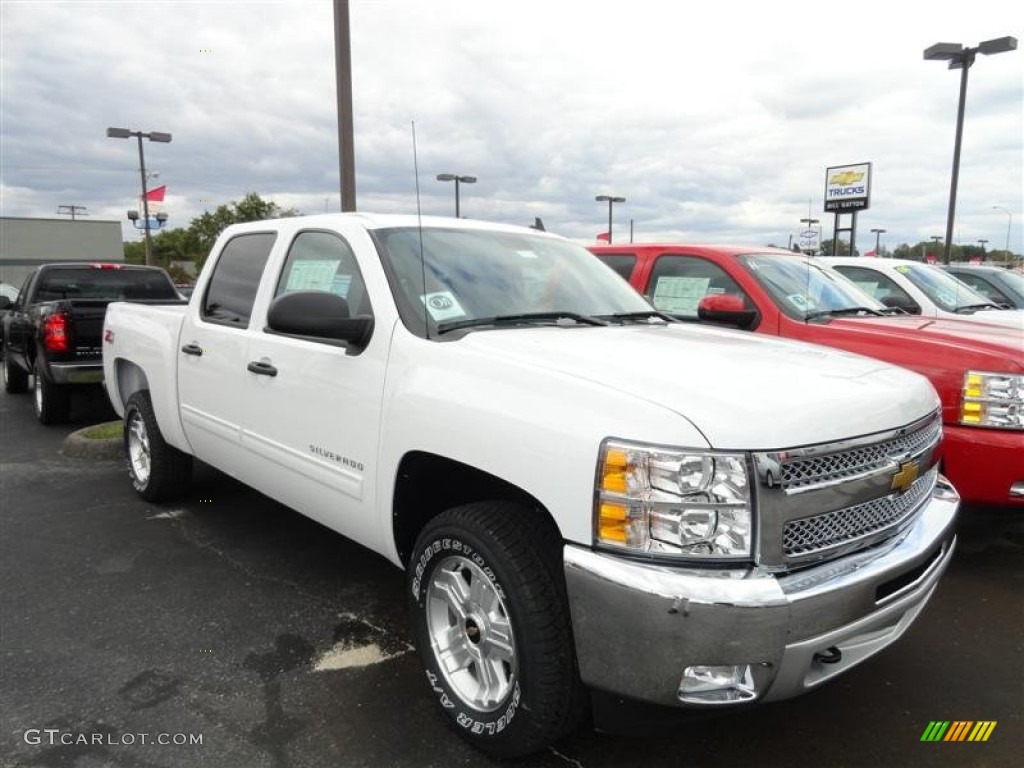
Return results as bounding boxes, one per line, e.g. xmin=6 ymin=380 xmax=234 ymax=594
xmin=697 ymin=294 xmax=758 ymax=330
xmin=267 ymin=291 xmax=373 ymax=352
xmin=881 ymin=295 xmax=921 ymax=314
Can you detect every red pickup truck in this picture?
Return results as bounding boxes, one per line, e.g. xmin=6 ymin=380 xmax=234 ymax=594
xmin=590 ymin=244 xmax=1024 ymax=510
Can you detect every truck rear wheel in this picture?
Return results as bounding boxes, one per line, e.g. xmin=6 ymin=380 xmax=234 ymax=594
xmin=33 ymin=362 xmax=71 ymax=424
xmin=124 ymin=391 xmax=192 ymax=501
xmin=3 ymin=352 xmax=28 ymax=394
xmin=408 ymin=501 xmax=584 ymax=757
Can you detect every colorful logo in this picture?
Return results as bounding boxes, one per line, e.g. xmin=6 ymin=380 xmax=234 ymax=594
xmin=920 ymin=721 xmax=997 ymax=742
xmin=828 ymin=171 xmax=865 ymax=186
xmin=890 ymin=459 xmax=920 ymax=494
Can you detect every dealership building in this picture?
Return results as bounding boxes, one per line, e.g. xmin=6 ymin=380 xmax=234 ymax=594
xmin=0 ymin=217 xmax=123 ymax=289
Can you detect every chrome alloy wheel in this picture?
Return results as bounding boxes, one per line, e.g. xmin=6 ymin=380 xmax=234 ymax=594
xmin=426 ymin=554 xmax=518 ymax=712
xmin=126 ymin=408 xmax=151 ymax=486
xmin=33 ymin=377 xmax=42 ymax=412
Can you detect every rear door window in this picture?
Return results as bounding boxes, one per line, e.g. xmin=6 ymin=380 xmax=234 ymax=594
xmin=201 ymin=233 xmax=276 ymax=327
xmin=595 ymin=253 xmax=637 ymax=281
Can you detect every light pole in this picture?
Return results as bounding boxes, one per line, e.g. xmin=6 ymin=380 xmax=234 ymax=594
xmin=870 ymin=228 xmax=886 ymax=257
xmin=993 ymin=205 xmax=1012 ymax=254
xmin=800 ymin=217 xmax=819 ymax=255
xmin=977 ymin=238 xmax=988 ymax=255
xmin=924 ymin=36 xmax=1017 ymax=264
xmin=107 ymin=127 xmax=172 ymax=266
xmin=436 ymin=174 xmax=476 ymax=218
xmin=596 ymin=195 xmax=626 ymax=243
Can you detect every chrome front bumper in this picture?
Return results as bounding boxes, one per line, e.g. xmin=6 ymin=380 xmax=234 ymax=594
xmin=563 ymin=478 xmax=959 ymax=707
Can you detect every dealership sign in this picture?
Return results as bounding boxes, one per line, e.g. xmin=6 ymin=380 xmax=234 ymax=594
xmin=824 ymin=162 xmax=871 ymax=212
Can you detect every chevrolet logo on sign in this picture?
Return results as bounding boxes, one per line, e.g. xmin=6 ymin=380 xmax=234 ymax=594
xmin=891 ymin=460 xmax=920 ymax=494
xmin=828 ymin=171 xmax=866 ymax=186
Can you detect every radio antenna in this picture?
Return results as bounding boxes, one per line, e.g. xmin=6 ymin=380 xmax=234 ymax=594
xmin=412 ymin=120 xmax=429 ymax=339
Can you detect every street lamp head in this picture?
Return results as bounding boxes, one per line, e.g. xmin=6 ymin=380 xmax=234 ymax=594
xmin=871 ymin=228 xmax=886 ymax=234
xmin=458 ymin=175 xmax=477 ymax=184
xmin=127 ymin=210 xmax=139 ymax=222
xmin=156 ymin=212 xmax=169 ymax=223
xmin=978 ymin=36 xmax=1017 ymax=56
xmin=596 ymin=195 xmax=625 ymax=203
xmin=436 ymin=173 xmax=456 ymax=182
xmin=923 ymin=42 xmax=963 ymax=61
xmin=106 ymin=127 xmax=132 ymax=139
xmin=148 ymin=132 xmax=172 ymax=143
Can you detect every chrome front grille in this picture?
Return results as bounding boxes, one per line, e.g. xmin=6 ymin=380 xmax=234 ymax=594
xmin=779 ymin=414 xmax=941 ymax=491
xmin=783 ymin=467 xmax=937 ymax=557
xmin=753 ymin=410 xmax=944 ymax=568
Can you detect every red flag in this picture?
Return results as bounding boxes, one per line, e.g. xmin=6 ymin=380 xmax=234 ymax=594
xmin=596 ymin=232 xmax=610 ymax=243
xmin=143 ymin=185 xmax=166 ymax=202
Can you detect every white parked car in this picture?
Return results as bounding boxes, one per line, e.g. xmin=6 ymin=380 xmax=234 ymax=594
xmin=820 ymin=257 xmax=1024 ymax=330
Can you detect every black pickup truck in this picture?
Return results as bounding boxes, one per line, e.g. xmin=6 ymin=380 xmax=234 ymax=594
xmin=1 ymin=262 xmax=183 ymax=424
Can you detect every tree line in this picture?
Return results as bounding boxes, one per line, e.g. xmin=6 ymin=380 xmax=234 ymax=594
xmin=123 ymin=193 xmax=297 ymax=281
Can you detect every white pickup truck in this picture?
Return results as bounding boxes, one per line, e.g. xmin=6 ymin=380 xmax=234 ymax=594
xmin=102 ymin=213 xmax=959 ymax=757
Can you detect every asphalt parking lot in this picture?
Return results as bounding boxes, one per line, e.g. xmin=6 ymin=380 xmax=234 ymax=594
xmin=1 ymin=385 xmax=1022 ymax=768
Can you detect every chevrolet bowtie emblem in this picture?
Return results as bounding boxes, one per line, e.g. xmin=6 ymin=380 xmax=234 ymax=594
xmin=891 ymin=460 xmax=920 ymax=494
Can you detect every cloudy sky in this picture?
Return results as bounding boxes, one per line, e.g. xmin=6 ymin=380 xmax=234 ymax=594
xmin=1 ymin=0 xmax=1021 ymax=254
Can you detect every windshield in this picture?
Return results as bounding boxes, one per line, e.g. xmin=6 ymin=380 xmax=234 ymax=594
xmin=373 ymin=226 xmax=652 ymax=336
xmin=740 ymin=253 xmax=887 ymax=320
xmin=894 ymin=263 xmax=993 ymax=312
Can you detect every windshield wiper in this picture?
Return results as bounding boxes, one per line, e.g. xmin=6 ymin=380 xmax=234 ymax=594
xmin=436 ymin=311 xmax=609 ymax=334
xmin=598 ymin=310 xmax=678 ymax=324
xmin=955 ymin=302 xmax=1004 ymax=313
xmin=805 ymin=306 xmax=886 ymax=321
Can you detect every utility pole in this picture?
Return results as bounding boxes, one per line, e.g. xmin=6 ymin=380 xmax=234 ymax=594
xmin=334 ymin=0 xmax=356 ymax=211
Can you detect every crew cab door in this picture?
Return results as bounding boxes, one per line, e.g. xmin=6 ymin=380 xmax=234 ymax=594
xmin=3 ymin=271 xmax=38 ymax=368
xmin=178 ymin=231 xmax=277 ymax=479
xmin=238 ymin=229 xmax=387 ymax=551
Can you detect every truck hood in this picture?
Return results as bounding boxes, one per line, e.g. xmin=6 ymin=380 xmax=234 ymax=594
xmin=943 ymin=308 xmax=1024 ymax=330
xmin=460 ymin=323 xmax=939 ymax=449
xmin=824 ymin=315 xmax=1024 ymax=368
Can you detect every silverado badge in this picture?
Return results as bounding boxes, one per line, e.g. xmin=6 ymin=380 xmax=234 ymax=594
xmin=891 ymin=459 xmax=920 ymax=494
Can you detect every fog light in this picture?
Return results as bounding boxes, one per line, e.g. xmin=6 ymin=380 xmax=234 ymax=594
xmin=678 ymin=664 xmax=758 ymax=704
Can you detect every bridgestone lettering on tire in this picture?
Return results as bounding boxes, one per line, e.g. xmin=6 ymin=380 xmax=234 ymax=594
xmin=2 ymin=352 xmax=28 ymax=394
xmin=33 ymin=361 xmax=71 ymax=425
xmin=124 ymin=391 xmax=192 ymax=502
xmin=408 ymin=501 xmax=584 ymax=757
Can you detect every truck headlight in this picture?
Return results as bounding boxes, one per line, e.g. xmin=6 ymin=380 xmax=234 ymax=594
xmin=960 ymin=371 xmax=1024 ymax=430
xmin=595 ymin=440 xmax=753 ymax=559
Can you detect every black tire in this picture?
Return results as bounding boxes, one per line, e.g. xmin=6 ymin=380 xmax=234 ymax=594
xmin=33 ymin=361 xmax=71 ymax=425
xmin=124 ymin=390 xmax=192 ymax=502
xmin=2 ymin=351 xmax=28 ymax=394
xmin=408 ymin=501 xmax=584 ymax=757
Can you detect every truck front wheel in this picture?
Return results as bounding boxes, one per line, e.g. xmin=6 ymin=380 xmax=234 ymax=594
xmin=33 ymin=362 xmax=71 ymax=424
xmin=408 ymin=501 xmax=583 ymax=757
xmin=124 ymin=391 xmax=192 ymax=501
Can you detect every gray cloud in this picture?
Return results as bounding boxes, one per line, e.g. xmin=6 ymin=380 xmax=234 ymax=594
xmin=1 ymin=0 xmax=1020 ymax=254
